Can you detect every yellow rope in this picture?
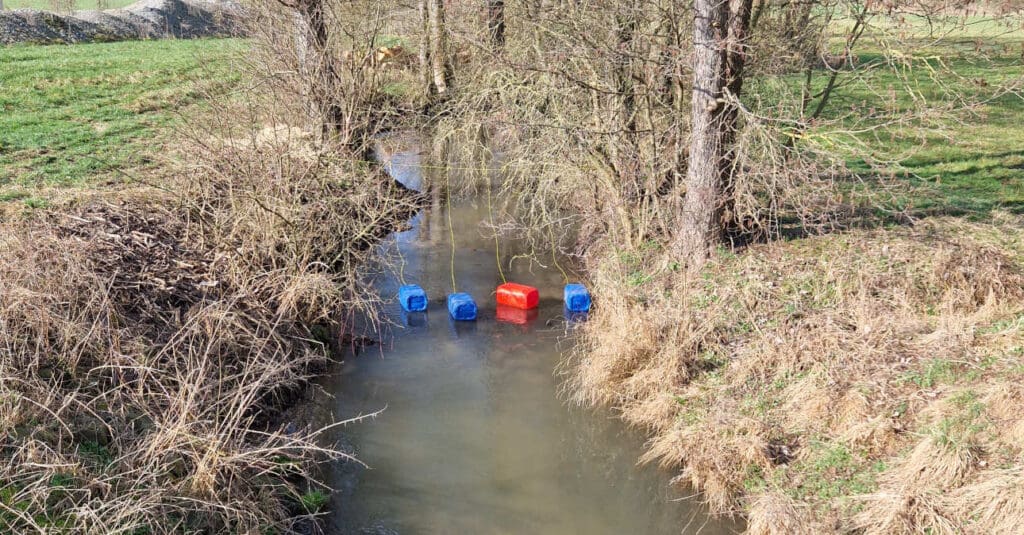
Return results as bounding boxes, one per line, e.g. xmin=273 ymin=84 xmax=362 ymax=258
xmin=446 ymin=168 xmax=457 ymax=293
xmin=487 ymin=178 xmax=507 ymax=284
xmin=397 ymin=245 xmax=407 ymax=285
xmin=548 ymin=225 xmax=570 ymax=284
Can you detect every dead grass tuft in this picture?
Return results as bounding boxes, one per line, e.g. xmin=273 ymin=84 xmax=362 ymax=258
xmin=747 ymin=492 xmax=824 ymax=535
xmin=946 ymin=467 xmax=1024 ymax=534
xmin=888 ymin=435 xmax=978 ymax=489
xmin=853 ymin=488 xmax=960 ymax=535
xmin=0 ymin=97 xmax=417 ymax=535
xmin=565 ymin=214 xmax=1024 ymax=530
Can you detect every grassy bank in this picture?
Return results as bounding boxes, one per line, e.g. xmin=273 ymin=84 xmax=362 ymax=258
xmin=565 ymin=22 xmax=1024 ymax=535
xmin=571 ymin=214 xmax=1024 ymax=532
xmin=0 ymin=39 xmax=243 ymax=201
xmin=0 ymin=36 xmax=418 ymax=532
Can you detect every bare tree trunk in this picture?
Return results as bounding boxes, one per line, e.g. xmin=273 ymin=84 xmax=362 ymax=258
xmin=418 ymin=0 xmax=432 ymax=94
xmin=419 ymin=0 xmax=453 ymax=97
xmin=718 ymin=0 xmax=754 ymax=231
xmin=487 ymin=0 xmax=505 ymax=48
xmin=676 ymin=0 xmax=730 ymax=266
xmin=294 ymin=10 xmax=316 ymax=127
xmin=677 ymin=0 xmax=753 ymax=265
xmin=293 ymin=0 xmax=347 ymax=145
xmin=613 ymin=2 xmax=639 ymax=204
xmin=427 ymin=0 xmax=451 ymax=95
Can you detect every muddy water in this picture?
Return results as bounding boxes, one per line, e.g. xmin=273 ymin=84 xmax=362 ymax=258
xmin=318 ymin=148 xmax=742 ymax=534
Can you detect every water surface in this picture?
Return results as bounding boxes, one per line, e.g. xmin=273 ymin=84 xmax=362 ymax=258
xmin=319 ymin=146 xmax=742 ymax=535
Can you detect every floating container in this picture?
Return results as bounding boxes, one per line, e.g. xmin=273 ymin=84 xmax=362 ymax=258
xmin=447 ymin=292 xmax=478 ymax=321
xmin=496 ymin=304 xmax=540 ymax=325
xmin=496 ymin=282 xmax=539 ymax=310
xmin=563 ymin=283 xmax=592 ymax=313
xmin=398 ymin=284 xmax=428 ymax=312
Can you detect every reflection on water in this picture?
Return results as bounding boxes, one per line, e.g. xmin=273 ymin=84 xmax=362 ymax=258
xmin=318 ymin=146 xmax=742 ymax=534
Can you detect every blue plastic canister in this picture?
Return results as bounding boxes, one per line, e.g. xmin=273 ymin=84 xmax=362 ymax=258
xmin=447 ymin=292 xmax=478 ymax=321
xmin=563 ymin=283 xmax=592 ymax=313
xmin=399 ymin=284 xmax=428 ymax=312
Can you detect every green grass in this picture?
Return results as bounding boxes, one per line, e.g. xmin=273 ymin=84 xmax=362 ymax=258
xmin=0 ymin=39 xmax=244 ymax=192
xmin=298 ymin=489 xmax=330 ymax=513
xmin=899 ymin=358 xmax=958 ymax=389
xmin=750 ymin=17 xmax=1024 ymax=219
xmin=2 ymin=0 xmax=136 ymax=10
xmin=773 ymin=441 xmax=886 ymax=503
xmin=831 ymin=54 xmax=1024 ymax=217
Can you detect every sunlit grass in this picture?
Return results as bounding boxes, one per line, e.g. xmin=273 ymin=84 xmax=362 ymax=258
xmin=750 ymin=15 xmax=1024 ymax=218
xmin=0 ymin=39 xmax=244 ymax=192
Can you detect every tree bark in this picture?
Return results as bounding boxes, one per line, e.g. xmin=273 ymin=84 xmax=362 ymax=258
xmin=419 ymin=0 xmax=453 ymax=97
xmin=612 ymin=3 xmax=639 ymax=207
xmin=294 ymin=0 xmax=347 ymax=145
xmin=676 ymin=0 xmax=730 ymax=266
xmin=427 ymin=0 xmax=452 ymax=95
xmin=718 ymin=0 xmax=754 ymax=231
xmin=487 ymin=0 xmax=505 ymax=48
xmin=418 ymin=0 xmax=432 ymax=94
xmin=676 ymin=0 xmax=753 ymax=266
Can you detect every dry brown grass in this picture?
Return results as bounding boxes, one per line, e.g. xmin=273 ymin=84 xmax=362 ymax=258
xmin=0 ymin=98 xmax=418 ymax=534
xmin=747 ymin=492 xmax=825 ymax=535
xmin=564 ymin=214 xmax=1024 ymax=532
xmin=0 ymin=0 xmax=426 ymax=528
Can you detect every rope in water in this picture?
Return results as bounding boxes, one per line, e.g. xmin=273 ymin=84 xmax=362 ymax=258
xmin=486 ymin=176 xmax=508 ymax=285
xmin=397 ymin=246 xmax=407 ymax=285
xmin=446 ymin=167 xmax=458 ymax=293
xmin=548 ymin=225 xmax=570 ymax=284
xmin=382 ymin=151 xmax=576 ymax=292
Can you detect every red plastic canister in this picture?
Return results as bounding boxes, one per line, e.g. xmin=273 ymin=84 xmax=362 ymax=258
xmin=495 ymin=282 xmax=539 ymax=310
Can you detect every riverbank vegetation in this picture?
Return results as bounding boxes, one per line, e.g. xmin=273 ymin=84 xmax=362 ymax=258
xmin=411 ymin=0 xmax=1024 ymax=532
xmin=4 ymin=0 xmax=1024 ymax=532
xmin=0 ymin=12 xmax=418 ymax=529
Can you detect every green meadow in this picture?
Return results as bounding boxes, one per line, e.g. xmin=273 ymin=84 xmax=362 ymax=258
xmin=0 ymin=39 xmax=243 ymax=200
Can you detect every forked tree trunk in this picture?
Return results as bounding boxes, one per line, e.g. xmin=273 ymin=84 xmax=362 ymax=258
xmin=676 ymin=0 xmax=752 ymax=266
xmin=487 ymin=0 xmax=505 ymax=48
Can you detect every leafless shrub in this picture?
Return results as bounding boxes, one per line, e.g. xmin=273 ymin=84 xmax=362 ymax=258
xmin=239 ymin=0 xmax=418 ymax=155
xmin=0 ymin=2 xmax=421 ymax=531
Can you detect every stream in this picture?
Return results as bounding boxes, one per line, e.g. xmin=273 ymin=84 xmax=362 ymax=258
xmin=314 ymin=142 xmax=743 ymax=534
